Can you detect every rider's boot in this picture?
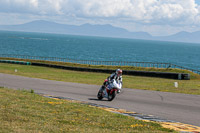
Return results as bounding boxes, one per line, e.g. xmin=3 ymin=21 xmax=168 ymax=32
xmin=117 ymin=89 xmax=121 ymax=93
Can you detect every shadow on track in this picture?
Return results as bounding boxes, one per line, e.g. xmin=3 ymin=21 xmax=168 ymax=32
xmin=88 ymin=98 xmax=108 ymax=101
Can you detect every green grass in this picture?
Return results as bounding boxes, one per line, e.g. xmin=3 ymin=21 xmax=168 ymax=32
xmin=0 ymin=62 xmax=200 ymax=95
xmin=0 ymin=87 xmax=174 ymax=132
xmin=1 ymin=57 xmax=199 ymax=79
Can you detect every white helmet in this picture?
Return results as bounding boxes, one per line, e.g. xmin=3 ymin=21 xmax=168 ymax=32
xmin=116 ymin=69 xmax=122 ymax=76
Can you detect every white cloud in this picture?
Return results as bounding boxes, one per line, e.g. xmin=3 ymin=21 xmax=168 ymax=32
xmin=58 ymin=0 xmax=200 ymax=24
xmin=0 ymin=0 xmax=199 ymax=23
xmin=0 ymin=0 xmax=200 ymax=35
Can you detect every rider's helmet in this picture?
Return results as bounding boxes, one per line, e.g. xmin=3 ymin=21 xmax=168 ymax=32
xmin=116 ymin=69 xmax=122 ymax=76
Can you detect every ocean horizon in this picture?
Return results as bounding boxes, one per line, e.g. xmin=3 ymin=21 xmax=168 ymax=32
xmin=0 ymin=30 xmax=200 ymax=71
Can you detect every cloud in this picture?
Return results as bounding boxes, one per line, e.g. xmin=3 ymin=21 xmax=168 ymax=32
xmin=0 ymin=0 xmax=200 ymax=26
xmin=57 ymin=0 xmax=200 ymax=26
xmin=0 ymin=0 xmax=38 ymax=14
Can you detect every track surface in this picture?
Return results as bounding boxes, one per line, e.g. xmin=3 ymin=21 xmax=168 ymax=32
xmin=1 ymin=73 xmax=200 ymax=126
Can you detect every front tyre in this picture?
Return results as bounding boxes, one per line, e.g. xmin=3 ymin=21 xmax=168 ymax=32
xmin=97 ymin=89 xmax=103 ymax=100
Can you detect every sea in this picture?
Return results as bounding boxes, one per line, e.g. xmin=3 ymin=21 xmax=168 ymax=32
xmin=0 ymin=30 xmax=200 ymax=70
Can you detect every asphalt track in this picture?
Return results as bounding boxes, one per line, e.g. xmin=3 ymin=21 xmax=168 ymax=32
xmin=0 ymin=73 xmax=200 ymax=127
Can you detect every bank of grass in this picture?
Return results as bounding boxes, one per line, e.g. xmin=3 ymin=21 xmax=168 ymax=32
xmin=0 ymin=62 xmax=200 ymax=95
xmin=0 ymin=87 xmax=174 ymax=132
xmin=1 ymin=57 xmax=199 ymax=79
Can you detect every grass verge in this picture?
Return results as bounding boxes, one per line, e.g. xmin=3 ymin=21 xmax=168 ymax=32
xmin=1 ymin=57 xmax=199 ymax=79
xmin=0 ymin=87 xmax=174 ymax=132
xmin=0 ymin=63 xmax=200 ymax=95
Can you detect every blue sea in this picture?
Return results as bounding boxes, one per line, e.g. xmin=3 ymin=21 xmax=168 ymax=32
xmin=0 ymin=30 xmax=200 ymax=70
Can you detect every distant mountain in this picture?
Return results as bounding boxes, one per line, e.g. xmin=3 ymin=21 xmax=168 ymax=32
xmin=154 ymin=31 xmax=200 ymax=43
xmin=0 ymin=20 xmax=152 ymax=40
xmin=0 ymin=20 xmax=200 ymax=43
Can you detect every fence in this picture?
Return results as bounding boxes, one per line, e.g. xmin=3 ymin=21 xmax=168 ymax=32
xmin=0 ymin=54 xmax=199 ymax=75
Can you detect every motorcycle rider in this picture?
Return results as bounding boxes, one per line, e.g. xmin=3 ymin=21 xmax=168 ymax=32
xmin=101 ymin=69 xmax=123 ymax=93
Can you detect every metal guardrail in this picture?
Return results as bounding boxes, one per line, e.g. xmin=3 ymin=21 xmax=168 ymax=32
xmin=0 ymin=54 xmax=199 ymax=75
xmin=0 ymin=60 xmax=31 ymax=65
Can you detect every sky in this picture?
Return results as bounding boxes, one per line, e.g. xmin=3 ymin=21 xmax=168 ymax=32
xmin=0 ymin=0 xmax=200 ymax=36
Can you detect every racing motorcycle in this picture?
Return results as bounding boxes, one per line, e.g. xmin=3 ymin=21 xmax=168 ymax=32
xmin=97 ymin=79 xmax=122 ymax=101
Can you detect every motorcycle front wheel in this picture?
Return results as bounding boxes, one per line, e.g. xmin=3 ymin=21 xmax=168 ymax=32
xmin=97 ymin=89 xmax=103 ymax=100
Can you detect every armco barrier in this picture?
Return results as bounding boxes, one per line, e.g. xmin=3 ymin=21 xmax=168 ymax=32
xmin=0 ymin=60 xmax=190 ymax=80
xmin=0 ymin=60 xmax=31 ymax=65
xmin=31 ymin=62 xmax=190 ymax=80
xmin=1 ymin=54 xmax=199 ymax=75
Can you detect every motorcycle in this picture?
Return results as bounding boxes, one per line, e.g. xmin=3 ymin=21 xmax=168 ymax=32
xmin=97 ymin=79 xmax=122 ymax=101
